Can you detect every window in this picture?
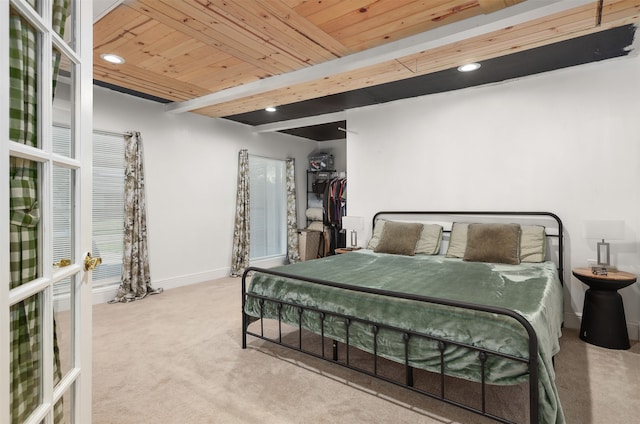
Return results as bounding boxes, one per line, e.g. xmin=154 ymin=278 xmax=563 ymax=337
xmin=91 ymin=131 xmax=125 ymax=284
xmin=249 ymin=156 xmax=286 ymax=259
xmin=52 ymin=126 xmax=124 ymax=289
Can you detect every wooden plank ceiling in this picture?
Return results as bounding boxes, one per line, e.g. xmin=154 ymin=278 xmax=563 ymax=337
xmin=93 ymin=0 xmax=640 ymax=122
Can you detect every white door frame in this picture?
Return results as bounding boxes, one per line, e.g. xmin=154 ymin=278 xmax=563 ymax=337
xmin=77 ymin=0 xmax=94 ymax=421
xmin=1 ymin=1 xmax=10 ymax=419
xmin=1 ymin=1 xmax=93 ymax=422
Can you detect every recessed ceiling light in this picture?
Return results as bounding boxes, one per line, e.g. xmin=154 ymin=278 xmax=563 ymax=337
xmin=265 ymin=106 xmax=277 ymax=112
xmin=457 ymin=63 xmax=481 ymax=72
xmin=100 ymin=53 xmax=125 ymax=65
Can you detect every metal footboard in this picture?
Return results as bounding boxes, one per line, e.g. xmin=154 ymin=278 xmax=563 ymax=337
xmin=241 ymin=267 xmax=539 ymax=424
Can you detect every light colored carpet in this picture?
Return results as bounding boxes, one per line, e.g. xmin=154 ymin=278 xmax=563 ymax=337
xmin=85 ymin=277 xmax=640 ymax=423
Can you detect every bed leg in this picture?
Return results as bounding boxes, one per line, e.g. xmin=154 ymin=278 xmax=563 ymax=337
xmin=332 ymin=340 xmax=338 ymax=361
xmin=242 ymin=311 xmax=247 ymax=349
xmin=403 ymin=333 xmax=414 ymax=387
xmin=241 ymin=271 xmax=248 ymax=349
xmin=407 ymin=366 xmax=414 ymax=387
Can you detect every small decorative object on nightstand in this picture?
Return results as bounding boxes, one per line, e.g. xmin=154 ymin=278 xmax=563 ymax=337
xmin=573 ymin=267 xmax=636 ymax=350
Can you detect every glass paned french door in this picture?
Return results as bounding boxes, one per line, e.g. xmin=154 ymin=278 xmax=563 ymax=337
xmin=2 ymin=1 xmax=93 ymax=423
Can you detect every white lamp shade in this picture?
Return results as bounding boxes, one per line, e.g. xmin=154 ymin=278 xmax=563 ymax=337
xmin=341 ymin=216 xmax=364 ymax=231
xmin=584 ymin=220 xmax=625 ymax=240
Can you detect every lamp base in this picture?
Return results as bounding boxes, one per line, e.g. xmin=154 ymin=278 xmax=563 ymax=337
xmin=596 ymin=239 xmax=610 ymax=268
xmin=350 ymin=229 xmax=358 ymax=248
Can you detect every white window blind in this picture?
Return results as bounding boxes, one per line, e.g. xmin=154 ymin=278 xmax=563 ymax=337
xmin=249 ymin=156 xmax=286 ymax=259
xmin=52 ymin=126 xmax=125 ymax=291
xmin=91 ymin=131 xmax=125 ymax=284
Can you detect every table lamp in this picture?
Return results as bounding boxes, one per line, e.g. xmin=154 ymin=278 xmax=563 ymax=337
xmin=584 ymin=220 xmax=625 ymax=268
xmin=341 ymin=216 xmax=364 ymax=248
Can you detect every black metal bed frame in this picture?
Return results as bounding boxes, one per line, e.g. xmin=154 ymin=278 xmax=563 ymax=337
xmin=241 ymin=211 xmax=564 ymax=424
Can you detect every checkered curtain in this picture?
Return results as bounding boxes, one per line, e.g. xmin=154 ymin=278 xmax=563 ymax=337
xmin=9 ymin=161 xmax=41 ymax=424
xmin=9 ymin=1 xmax=67 ymax=422
xmin=285 ymin=158 xmax=300 ymax=264
xmin=110 ymin=132 xmax=162 ymax=303
xmin=230 ymin=149 xmax=250 ymax=276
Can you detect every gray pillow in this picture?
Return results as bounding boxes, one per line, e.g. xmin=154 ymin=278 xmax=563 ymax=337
xmin=463 ymin=223 xmax=522 ymax=265
xmin=374 ymin=222 xmax=424 ymax=256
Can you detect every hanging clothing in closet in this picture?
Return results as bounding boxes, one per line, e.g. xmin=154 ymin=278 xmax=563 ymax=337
xmin=323 ymin=177 xmax=347 ymax=253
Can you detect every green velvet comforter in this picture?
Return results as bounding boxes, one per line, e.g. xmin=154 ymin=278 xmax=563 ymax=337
xmin=244 ymin=250 xmax=564 ymax=423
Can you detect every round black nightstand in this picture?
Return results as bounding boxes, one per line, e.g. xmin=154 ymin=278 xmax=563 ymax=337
xmin=573 ymin=268 xmax=636 ymax=350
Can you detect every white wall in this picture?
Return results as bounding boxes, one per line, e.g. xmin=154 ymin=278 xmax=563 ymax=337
xmin=346 ymin=53 xmax=640 ymax=337
xmin=93 ymin=86 xmax=317 ymax=294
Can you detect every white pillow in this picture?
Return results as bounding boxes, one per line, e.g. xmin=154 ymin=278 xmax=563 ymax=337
xmin=445 ymin=222 xmax=469 ymax=258
xmin=367 ymin=219 xmax=387 ymax=250
xmin=415 ymin=224 xmax=443 ymax=255
xmin=520 ymin=225 xmax=546 ymax=263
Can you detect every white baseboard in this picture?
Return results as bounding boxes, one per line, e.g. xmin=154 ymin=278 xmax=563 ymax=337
xmin=629 ymin=322 xmax=639 ymax=341
xmin=54 ymin=267 xmax=235 ymax=311
xmin=87 ymin=268 xmax=232 ymax=307
xmin=53 ymin=283 xmax=121 ymax=311
xmin=53 ymin=256 xmax=290 ymax=311
xmin=249 ymin=255 xmax=287 ymax=269
xmin=563 ymin=311 xmax=581 ymax=331
xmin=92 ymin=284 xmax=120 ymax=305
xmin=153 ymin=268 xmax=232 ymax=292
xmin=58 ymin=258 xmax=288 ymax=309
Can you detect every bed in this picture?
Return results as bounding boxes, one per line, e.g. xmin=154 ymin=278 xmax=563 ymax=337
xmin=242 ymin=211 xmax=565 ymax=423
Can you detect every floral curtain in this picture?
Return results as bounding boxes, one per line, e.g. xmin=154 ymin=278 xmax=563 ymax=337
xmin=285 ymin=158 xmax=300 ymax=264
xmin=9 ymin=2 xmax=67 ymax=422
xmin=110 ymin=132 xmax=162 ymax=303
xmin=230 ymin=149 xmax=250 ymax=276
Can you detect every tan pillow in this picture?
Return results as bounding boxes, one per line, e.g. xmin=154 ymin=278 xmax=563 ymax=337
xmin=447 ymin=223 xmax=545 ymax=262
xmin=445 ymin=222 xmax=469 ymax=258
xmin=520 ymin=225 xmax=546 ymax=263
xmin=463 ymin=223 xmax=522 ymax=265
xmin=374 ymin=222 xmax=424 ymax=256
xmin=368 ymin=220 xmax=442 ymax=255
xmin=415 ymin=224 xmax=443 ymax=255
